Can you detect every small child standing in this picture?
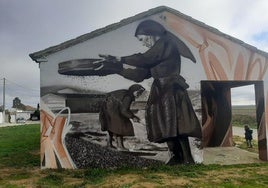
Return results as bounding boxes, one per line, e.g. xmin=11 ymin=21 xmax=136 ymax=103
xmin=244 ymin=125 xmax=253 ymax=148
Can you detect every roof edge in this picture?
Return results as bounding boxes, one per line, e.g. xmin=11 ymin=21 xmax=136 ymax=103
xmin=29 ymin=6 xmax=169 ymax=61
xmin=29 ymin=6 xmax=268 ymax=62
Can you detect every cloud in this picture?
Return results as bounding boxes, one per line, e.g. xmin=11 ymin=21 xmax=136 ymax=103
xmin=0 ymin=0 xmax=267 ymax=108
xmin=231 ymin=85 xmax=255 ymax=105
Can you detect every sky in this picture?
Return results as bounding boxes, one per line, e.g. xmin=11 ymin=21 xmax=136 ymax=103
xmin=1 ymin=0 xmax=268 ymax=108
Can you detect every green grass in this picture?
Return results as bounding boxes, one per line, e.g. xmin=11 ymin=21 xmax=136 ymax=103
xmin=233 ymin=135 xmax=258 ymax=153
xmin=0 ymin=124 xmax=40 ymax=168
xmin=232 ymin=105 xmax=256 ymax=113
xmin=232 ymin=105 xmax=257 ymax=129
xmin=0 ymin=124 xmax=268 ymax=187
xmin=37 ymin=173 xmax=64 ymax=186
xmin=232 ymin=114 xmax=257 ymax=128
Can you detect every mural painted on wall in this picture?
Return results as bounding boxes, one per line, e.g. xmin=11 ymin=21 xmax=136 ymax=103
xmin=40 ymin=19 xmax=203 ymax=169
xmin=39 ymin=11 xmax=268 ymax=169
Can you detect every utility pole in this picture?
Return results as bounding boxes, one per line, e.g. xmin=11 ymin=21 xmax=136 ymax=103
xmin=2 ymin=78 xmax=5 ymax=123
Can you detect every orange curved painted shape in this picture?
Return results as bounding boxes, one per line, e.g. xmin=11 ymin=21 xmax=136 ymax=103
xmin=40 ymin=110 xmax=74 ymax=169
xmin=208 ymin=52 xmax=228 ymax=80
xmin=234 ymin=53 xmax=245 ymax=80
xmin=207 ymin=37 xmax=234 ymax=69
xmin=201 ymin=99 xmax=214 ymax=146
xmin=164 ymin=12 xmax=268 ymax=81
xmin=247 ymin=58 xmax=262 ymax=80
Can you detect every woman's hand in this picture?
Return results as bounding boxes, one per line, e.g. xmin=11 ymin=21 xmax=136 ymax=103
xmin=99 ymin=54 xmax=121 ymax=62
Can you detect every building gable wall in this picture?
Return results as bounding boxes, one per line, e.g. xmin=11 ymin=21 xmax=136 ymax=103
xmin=32 ymin=7 xmax=268 ymax=169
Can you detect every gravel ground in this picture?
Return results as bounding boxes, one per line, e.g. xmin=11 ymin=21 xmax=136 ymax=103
xmin=65 ymin=133 xmax=163 ymax=169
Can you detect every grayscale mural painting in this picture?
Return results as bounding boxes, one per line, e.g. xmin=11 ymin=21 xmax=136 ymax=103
xmin=30 ymin=7 xmax=268 ymax=169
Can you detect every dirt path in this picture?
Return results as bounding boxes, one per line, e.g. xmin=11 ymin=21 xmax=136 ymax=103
xmin=203 ymin=127 xmax=261 ymax=165
xmin=203 ymin=147 xmax=262 ymax=165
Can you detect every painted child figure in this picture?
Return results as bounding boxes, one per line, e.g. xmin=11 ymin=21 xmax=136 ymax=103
xmin=99 ymin=84 xmax=145 ymax=150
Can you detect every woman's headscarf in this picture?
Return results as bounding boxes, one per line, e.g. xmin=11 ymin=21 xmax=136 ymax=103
xmin=135 ymin=20 xmax=196 ymax=63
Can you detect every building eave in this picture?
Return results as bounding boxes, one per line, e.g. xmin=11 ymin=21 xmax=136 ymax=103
xmin=29 ymin=6 xmax=268 ymax=62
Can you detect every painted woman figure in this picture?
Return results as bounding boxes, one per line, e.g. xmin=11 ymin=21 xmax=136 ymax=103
xmin=99 ymin=84 xmax=145 ymax=150
xmin=122 ymin=20 xmax=201 ymax=164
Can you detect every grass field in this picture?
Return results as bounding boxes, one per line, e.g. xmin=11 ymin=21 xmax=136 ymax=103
xmin=232 ymin=105 xmax=257 ymax=128
xmin=0 ymin=124 xmax=268 ymax=187
xmin=232 ymin=105 xmax=256 ymax=116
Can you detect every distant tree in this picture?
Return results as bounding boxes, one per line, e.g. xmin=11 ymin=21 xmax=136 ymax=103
xmin=12 ymin=97 xmax=21 ymax=108
xmin=12 ymin=97 xmax=26 ymax=110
